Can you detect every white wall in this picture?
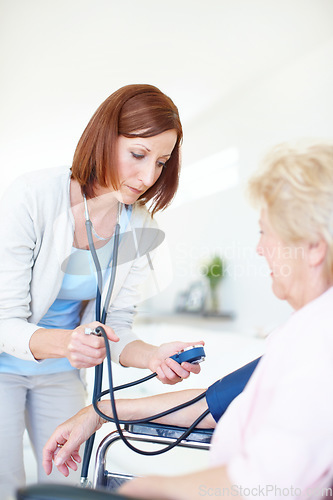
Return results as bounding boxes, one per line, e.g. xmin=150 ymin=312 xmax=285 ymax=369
xmin=152 ymin=38 xmax=333 ymax=335
xmin=1 ymin=1 xmax=333 ymax=336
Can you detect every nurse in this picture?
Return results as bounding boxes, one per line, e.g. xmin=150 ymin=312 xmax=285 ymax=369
xmin=0 ymin=84 xmax=203 ymax=498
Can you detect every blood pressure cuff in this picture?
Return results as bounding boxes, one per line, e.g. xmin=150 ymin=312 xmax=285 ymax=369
xmin=205 ymin=356 xmax=262 ymax=422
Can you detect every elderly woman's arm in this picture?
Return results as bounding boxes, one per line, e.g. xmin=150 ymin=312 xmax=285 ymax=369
xmin=43 ymin=389 xmax=215 ymax=477
xmin=118 ymin=467 xmax=241 ymax=500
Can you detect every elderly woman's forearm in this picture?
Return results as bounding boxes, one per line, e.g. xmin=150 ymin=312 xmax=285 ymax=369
xmin=99 ymin=389 xmax=215 ymax=428
xmin=118 ymin=466 xmax=240 ymax=499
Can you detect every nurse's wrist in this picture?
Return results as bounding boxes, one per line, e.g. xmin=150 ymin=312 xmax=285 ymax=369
xmin=136 ymin=341 xmax=159 ymax=371
xmin=146 ymin=344 xmax=160 ymax=372
xmin=29 ymin=327 xmax=72 ymax=360
xmin=119 ymin=340 xmax=158 ymax=370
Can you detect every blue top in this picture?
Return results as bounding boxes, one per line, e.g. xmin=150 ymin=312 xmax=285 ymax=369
xmin=0 ymin=205 xmax=132 ymax=376
xmin=205 ymin=357 xmax=261 ymax=422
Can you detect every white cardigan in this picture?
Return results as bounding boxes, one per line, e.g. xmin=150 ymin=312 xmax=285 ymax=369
xmin=0 ymin=167 xmax=162 ymax=363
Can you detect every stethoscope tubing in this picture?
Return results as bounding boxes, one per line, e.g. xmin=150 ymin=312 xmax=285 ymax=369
xmin=80 ymin=200 xmax=208 ymax=479
xmin=81 ymin=200 xmax=121 ymax=481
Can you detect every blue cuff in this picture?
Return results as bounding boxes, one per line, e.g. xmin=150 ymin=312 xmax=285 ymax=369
xmin=206 ymin=357 xmax=261 ymax=422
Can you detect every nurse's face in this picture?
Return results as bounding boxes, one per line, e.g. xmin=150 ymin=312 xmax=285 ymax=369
xmin=112 ymin=129 xmax=177 ymax=205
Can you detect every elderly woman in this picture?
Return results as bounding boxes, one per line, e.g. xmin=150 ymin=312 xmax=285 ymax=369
xmin=43 ymin=141 xmax=333 ymax=499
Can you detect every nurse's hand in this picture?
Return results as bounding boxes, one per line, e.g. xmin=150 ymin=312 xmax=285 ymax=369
xmin=66 ymin=321 xmax=119 ymax=369
xmin=149 ymin=340 xmax=205 ymax=385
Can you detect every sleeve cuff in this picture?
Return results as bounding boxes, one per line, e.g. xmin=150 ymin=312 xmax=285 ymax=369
xmin=0 ymin=321 xmax=43 ymax=362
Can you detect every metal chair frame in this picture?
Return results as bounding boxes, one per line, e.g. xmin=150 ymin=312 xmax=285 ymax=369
xmin=93 ymin=422 xmax=214 ymax=490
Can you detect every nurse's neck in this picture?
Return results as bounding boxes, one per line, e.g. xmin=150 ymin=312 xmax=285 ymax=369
xmin=70 ymin=179 xmax=118 ymax=219
xmin=86 ymin=187 xmax=119 ymax=219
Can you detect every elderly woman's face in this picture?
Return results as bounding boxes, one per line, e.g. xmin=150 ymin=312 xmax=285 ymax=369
xmin=256 ymin=209 xmax=310 ymax=310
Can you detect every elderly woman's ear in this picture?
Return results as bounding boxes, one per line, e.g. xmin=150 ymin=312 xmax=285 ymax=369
xmin=308 ymin=238 xmax=328 ymax=268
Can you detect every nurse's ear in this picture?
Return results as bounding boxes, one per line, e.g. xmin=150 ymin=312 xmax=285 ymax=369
xmin=308 ymin=238 xmax=328 ymax=268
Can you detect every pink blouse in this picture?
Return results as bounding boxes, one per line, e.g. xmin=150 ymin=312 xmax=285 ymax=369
xmin=210 ymin=287 xmax=333 ymax=499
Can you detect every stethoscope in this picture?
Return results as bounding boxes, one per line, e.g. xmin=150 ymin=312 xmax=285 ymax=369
xmin=83 ymin=194 xmax=122 ymax=324
xmin=80 ymin=195 xmax=209 ymax=485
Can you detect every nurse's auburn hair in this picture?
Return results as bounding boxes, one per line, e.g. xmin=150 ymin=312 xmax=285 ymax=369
xmin=71 ymin=84 xmax=183 ymax=215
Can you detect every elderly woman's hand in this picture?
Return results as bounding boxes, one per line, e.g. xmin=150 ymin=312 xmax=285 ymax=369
xmin=42 ymin=405 xmax=103 ymax=477
xmin=148 ymin=340 xmax=205 ymax=385
xmin=65 ymin=321 xmax=119 ymax=369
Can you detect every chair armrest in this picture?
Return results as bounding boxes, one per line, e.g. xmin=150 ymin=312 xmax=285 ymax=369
xmin=17 ymin=483 xmax=138 ymax=500
xmin=124 ymin=422 xmax=213 ymax=444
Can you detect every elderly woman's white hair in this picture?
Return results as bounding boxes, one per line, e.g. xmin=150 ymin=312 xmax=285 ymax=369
xmin=248 ymin=140 xmax=333 ymax=279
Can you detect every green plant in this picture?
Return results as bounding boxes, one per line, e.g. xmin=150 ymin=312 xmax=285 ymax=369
xmin=201 ymin=255 xmax=225 ymax=312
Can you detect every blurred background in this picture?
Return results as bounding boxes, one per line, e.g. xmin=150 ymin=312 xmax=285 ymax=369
xmin=1 ymin=0 xmax=333 ymax=487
